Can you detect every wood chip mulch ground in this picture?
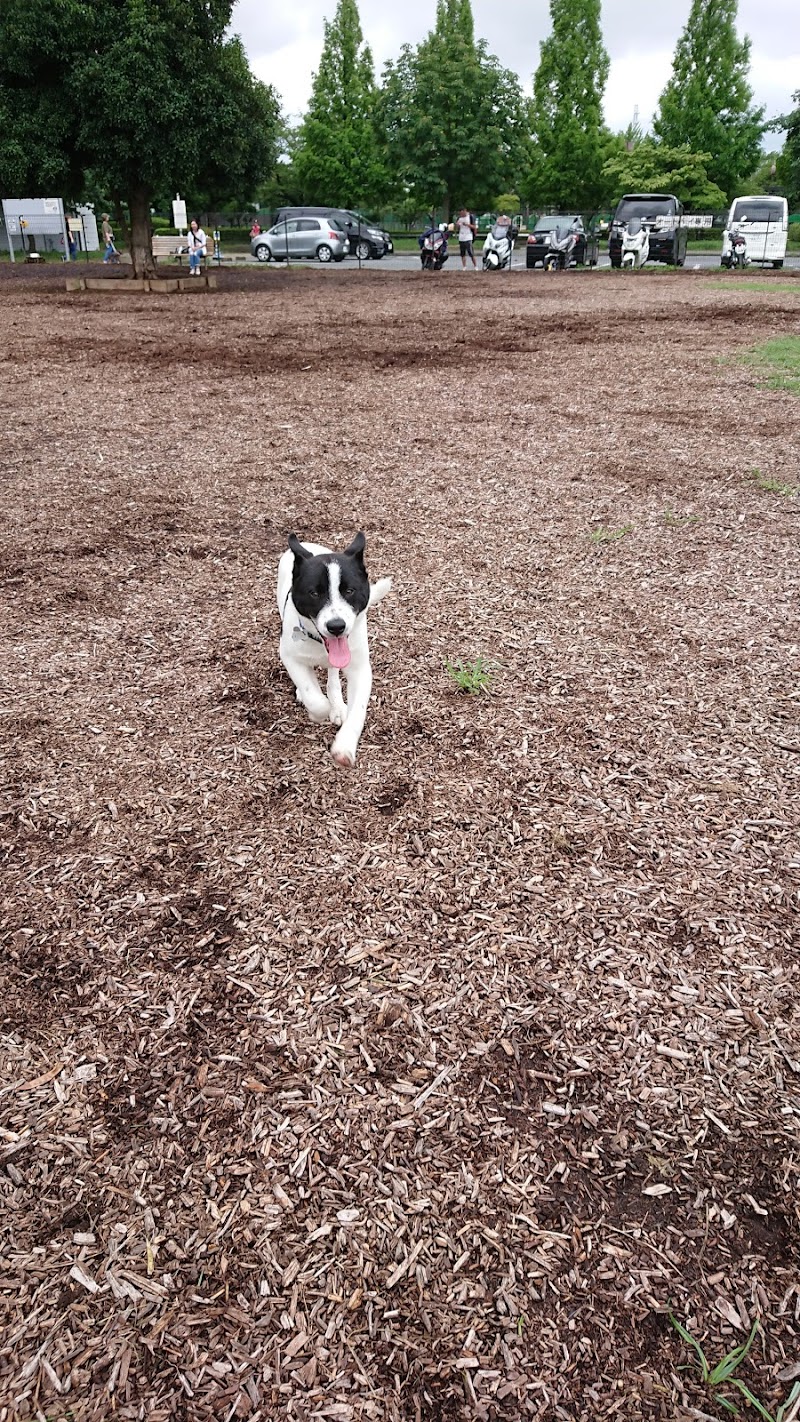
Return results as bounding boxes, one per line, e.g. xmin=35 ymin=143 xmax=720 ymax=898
xmin=1 ymin=263 xmax=798 ymax=1422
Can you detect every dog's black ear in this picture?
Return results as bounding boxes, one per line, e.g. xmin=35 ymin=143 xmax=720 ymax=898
xmin=344 ymin=531 xmax=366 ymax=561
xmin=288 ymin=533 xmax=312 ymax=561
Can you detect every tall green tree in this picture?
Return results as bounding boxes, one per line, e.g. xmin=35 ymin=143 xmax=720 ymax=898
xmin=294 ymin=0 xmax=386 ymax=210
xmin=0 ymin=0 xmax=281 ymax=277
xmin=381 ymin=0 xmax=528 ymax=217
xmin=529 ymin=0 xmax=609 ymax=211
xmin=654 ymin=0 xmax=764 ymax=201
xmin=602 ymin=140 xmax=727 ymax=210
xmin=770 ymin=93 xmax=800 ymax=207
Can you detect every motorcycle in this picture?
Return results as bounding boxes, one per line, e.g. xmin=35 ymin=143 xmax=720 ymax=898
xmin=482 ymin=222 xmax=516 ymax=271
xmin=721 ymin=224 xmax=749 ymax=269
xmin=419 ymin=224 xmax=449 ymax=271
xmin=620 ymin=218 xmax=650 ymax=269
xmin=543 ymin=226 xmax=578 ymax=271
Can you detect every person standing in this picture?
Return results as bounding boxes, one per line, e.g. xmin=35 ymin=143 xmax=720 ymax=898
xmin=456 ymin=207 xmax=477 ymax=270
xmin=101 ymin=213 xmax=118 ymax=263
xmin=187 ymin=218 xmax=207 ymax=275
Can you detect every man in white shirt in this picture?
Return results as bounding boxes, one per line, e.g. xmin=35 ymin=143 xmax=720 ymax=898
xmin=456 ymin=208 xmax=477 ymax=270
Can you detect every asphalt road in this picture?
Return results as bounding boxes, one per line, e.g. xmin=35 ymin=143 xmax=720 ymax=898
xmin=371 ymin=248 xmax=800 ymax=273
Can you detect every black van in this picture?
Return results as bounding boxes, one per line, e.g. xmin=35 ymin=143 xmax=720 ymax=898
xmin=273 ymin=207 xmax=385 ymax=260
xmin=609 ymin=194 xmax=687 ymax=267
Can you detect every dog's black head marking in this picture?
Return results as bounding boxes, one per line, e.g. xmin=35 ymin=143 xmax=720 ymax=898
xmin=288 ymin=532 xmax=370 ymax=622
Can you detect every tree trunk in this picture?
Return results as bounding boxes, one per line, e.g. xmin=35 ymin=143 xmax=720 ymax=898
xmin=111 ymin=191 xmax=130 ymax=250
xmin=128 ymin=185 xmax=155 ymax=279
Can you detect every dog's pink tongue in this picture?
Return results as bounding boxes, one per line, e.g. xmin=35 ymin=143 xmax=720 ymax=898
xmin=325 ymin=636 xmax=351 ymax=669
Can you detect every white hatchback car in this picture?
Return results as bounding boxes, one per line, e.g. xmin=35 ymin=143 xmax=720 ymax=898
xmin=251 ymin=217 xmax=349 ymax=264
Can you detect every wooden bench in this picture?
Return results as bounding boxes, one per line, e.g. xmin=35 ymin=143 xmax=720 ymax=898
xmin=151 ymin=235 xmax=186 ymax=265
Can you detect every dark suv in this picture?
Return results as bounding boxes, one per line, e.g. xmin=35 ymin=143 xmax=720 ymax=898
xmin=609 ymin=194 xmax=687 ymax=267
xmin=273 ymin=207 xmax=385 ymax=260
xmin=526 ymin=214 xmax=598 ymax=268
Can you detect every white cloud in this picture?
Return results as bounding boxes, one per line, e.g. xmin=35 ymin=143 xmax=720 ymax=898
xmin=604 ymin=51 xmax=673 ymax=131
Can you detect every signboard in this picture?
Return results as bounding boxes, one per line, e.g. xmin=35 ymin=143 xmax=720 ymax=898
xmin=1 ymin=197 xmax=69 ymax=263
xmin=172 ymin=196 xmax=187 ymax=230
xmin=654 ymin=214 xmax=714 ymax=229
xmin=78 ymin=205 xmax=99 ymax=251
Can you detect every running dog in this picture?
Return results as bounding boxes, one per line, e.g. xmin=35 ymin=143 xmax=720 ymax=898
xmin=277 ymin=532 xmax=392 ymax=767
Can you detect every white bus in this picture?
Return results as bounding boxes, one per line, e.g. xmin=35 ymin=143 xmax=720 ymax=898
xmin=721 ymin=195 xmax=789 ymax=268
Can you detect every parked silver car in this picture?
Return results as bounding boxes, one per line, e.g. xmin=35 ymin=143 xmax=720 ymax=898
xmin=251 ymin=217 xmax=349 ymax=264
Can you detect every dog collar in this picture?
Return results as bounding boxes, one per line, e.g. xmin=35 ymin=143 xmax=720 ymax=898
xmin=292 ymin=619 xmax=323 ymax=645
xmin=282 ymin=590 xmax=324 ymax=645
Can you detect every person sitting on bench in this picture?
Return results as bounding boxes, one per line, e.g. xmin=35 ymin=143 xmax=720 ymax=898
xmin=187 ymin=219 xmax=207 ymax=276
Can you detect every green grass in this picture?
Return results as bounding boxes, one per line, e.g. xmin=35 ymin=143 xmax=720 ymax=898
xmin=445 ymin=657 xmax=493 ymax=694
xmin=709 ymin=280 xmax=800 ymax=293
xmin=663 ymin=509 xmax=699 ymax=527
xmin=734 ymin=281 xmax=800 ymax=292
xmin=750 ymin=468 xmax=797 ymax=497
xmin=589 ymin=523 xmax=633 ymax=543
xmin=739 ymin=336 xmax=800 ymax=395
xmin=669 ymin=1313 xmax=800 ymax=1420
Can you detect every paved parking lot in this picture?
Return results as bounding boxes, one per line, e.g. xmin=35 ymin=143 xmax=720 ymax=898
xmin=373 ymin=248 xmax=800 ymax=273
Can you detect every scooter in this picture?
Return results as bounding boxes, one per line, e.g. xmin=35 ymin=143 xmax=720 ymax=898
xmin=721 ymin=224 xmax=749 ymax=269
xmin=482 ymin=222 xmax=516 ymax=270
xmin=543 ymin=227 xmax=578 ymax=271
xmin=620 ymin=218 xmax=650 ymax=269
xmin=419 ymin=225 xmax=449 ymax=271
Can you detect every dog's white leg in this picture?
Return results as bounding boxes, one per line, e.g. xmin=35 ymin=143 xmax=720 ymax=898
xmin=326 ymin=667 xmax=346 ymax=727
xmin=330 ymin=662 xmax=372 ymax=768
xmin=280 ymin=650 xmax=331 ymax=723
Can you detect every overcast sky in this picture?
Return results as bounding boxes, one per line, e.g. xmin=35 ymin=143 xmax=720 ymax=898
xmin=234 ymin=0 xmax=797 ymax=138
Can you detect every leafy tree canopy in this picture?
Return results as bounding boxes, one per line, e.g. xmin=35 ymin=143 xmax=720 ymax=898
xmin=0 ymin=0 xmax=281 ymax=275
xmin=294 ymin=0 xmax=386 ymax=211
xmin=654 ymin=0 xmax=764 ymax=201
xmin=602 ymin=139 xmax=728 ymax=211
xmin=769 ymin=93 xmax=800 ymax=208
xmin=381 ymin=0 xmax=528 ymax=217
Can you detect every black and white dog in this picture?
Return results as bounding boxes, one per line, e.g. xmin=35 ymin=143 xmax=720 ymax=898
xmin=277 ymin=532 xmax=391 ymax=767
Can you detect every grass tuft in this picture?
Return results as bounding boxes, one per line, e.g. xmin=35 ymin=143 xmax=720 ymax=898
xmin=445 ymin=657 xmax=493 ymax=694
xmin=669 ymin=1313 xmax=800 ymax=1421
xmin=663 ymin=509 xmax=699 ymax=527
xmin=589 ymin=524 xmax=632 ymax=543
xmin=750 ymin=469 xmax=797 ymax=497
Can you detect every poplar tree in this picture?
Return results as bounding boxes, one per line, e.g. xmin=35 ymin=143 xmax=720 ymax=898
xmin=529 ymin=0 xmax=609 ymax=211
xmin=381 ymin=0 xmax=527 ymax=217
xmin=654 ymin=0 xmax=764 ymax=201
xmin=294 ymin=0 xmax=386 ymax=211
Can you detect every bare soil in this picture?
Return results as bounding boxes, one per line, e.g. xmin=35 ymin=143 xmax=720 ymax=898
xmin=1 ymin=264 xmax=799 ymax=1422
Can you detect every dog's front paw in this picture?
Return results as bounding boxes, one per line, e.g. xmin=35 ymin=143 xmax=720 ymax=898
xmin=306 ymin=699 xmax=332 ymax=722
xmin=307 ymin=698 xmax=332 ymax=724
xmin=329 ymin=708 xmax=345 ymax=728
xmin=330 ymin=733 xmax=356 ymax=768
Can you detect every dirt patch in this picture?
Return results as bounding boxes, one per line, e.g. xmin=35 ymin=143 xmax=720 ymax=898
xmin=1 ymin=266 xmax=799 ymax=1422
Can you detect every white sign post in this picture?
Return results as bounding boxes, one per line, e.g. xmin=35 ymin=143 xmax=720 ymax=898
xmin=172 ymin=194 xmax=187 ymax=235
